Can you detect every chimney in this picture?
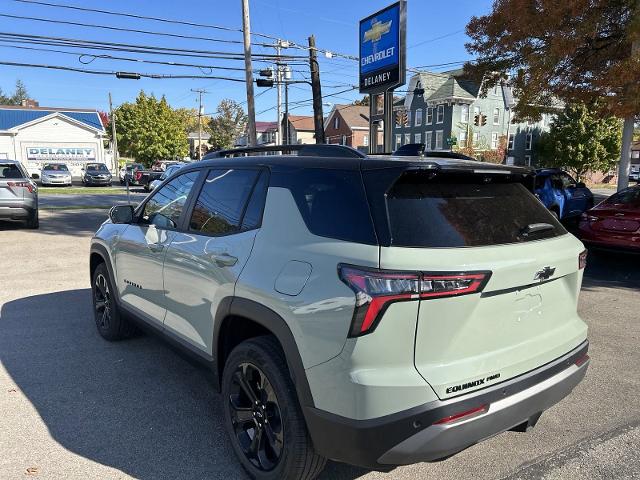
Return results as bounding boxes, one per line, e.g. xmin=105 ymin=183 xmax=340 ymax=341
xmin=20 ymin=99 xmax=39 ymax=108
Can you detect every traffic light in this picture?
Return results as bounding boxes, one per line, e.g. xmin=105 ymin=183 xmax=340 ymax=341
xmin=256 ymin=78 xmax=274 ymax=87
xmin=474 ymin=114 xmax=480 ymax=126
xmin=258 ymin=69 xmax=273 ymax=77
xmin=481 ymin=114 xmax=487 ymax=126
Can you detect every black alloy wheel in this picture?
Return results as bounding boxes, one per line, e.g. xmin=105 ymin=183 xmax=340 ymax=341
xmin=229 ymin=362 xmax=284 ymax=472
xmin=94 ymin=271 xmax=112 ymax=332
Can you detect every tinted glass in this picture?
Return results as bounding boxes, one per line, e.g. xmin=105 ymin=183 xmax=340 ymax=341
xmin=141 ymin=171 xmax=199 ymax=229
xmin=241 ymin=171 xmax=268 ymax=231
xmin=43 ymin=164 xmax=68 ymax=171
xmin=0 ymin=164 xmax=24 ymax=179
xmin=86 ymin=164 xmax=108 ymax=171
xmin=605 ymin=187 xmax=640 ymax=206
xmin=273 ymin=168 xmax=377 ymax=244
xmin=385 ymin=174 xmax=566 ymax=247
xmin=189 ymin=169 xmax=259 ymax=236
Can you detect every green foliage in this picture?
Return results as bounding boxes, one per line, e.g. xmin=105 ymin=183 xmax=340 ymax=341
xmin=113 ymin=91 xmax=189 ymax=166
xmin=0 ymin=80 xmax=31 ymax=105
xmin=208 ymin=99 xmax=247 ymax=150
xmin=538 ymin=103 xmax=622 ymax=180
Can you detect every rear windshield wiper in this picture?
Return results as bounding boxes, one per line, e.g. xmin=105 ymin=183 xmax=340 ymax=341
xmin=520 ymin=223 xmax=555 ymax=236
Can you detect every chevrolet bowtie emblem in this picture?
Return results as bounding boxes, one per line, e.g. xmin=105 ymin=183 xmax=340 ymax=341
xmin=364 ymin=20 xmax=392 ymax=43
xmin=534 ymin=266 xmax=556 ymax=281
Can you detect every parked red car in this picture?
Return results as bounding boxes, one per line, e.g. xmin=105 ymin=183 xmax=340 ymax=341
xmin=578 ymin=185 xmax=640 ymax=252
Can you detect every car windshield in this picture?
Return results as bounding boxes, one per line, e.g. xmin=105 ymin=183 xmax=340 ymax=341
xmin=0 ymin=163 xmax=25 ymax=179
xmin=604 ymin=187 xmax=640 ymax=206
xmin=127 ymin=164 xmax=144 ymax=171
xmin=43 ymin=164 xmax=69 ymax=171
xmin=86 ymin=164 xmax=108 ymax=172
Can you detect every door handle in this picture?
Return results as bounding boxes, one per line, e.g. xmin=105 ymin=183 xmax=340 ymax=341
xmin=148 ymin=243 xmax=165 ymax=253
xmin=211 ymin=253 xmax=238 ymax=267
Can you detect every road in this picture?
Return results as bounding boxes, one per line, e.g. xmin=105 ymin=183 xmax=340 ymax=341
xmin=0 ymin=206 xmax=638 ymax=480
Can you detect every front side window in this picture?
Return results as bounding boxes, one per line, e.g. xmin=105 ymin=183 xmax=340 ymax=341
xmin=189 ymin=169 xmax=261 ymax=236
xmin=436 ymin=105 xmax=444 ymax=124
xmin=141 ymin=171 xmax=199 ymax=229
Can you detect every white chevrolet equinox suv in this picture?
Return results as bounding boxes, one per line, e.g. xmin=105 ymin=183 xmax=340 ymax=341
xmin=90 ymin=145 xmax=589 ymax=480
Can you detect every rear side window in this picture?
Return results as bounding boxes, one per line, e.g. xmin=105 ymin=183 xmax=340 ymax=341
xmin=272 ymin=168 xmax=377 ymax=244
xmin=189 ymin=168 xmax=260 ymax=236
xmin=0 ymin=164 xmax=24 ymax=179
xmin=383 ymin=173 xmax=566 ymax=247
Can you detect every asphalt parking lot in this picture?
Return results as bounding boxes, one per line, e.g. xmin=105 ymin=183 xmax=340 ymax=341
xmin=1 ymin=200 xmax=639 ymax=479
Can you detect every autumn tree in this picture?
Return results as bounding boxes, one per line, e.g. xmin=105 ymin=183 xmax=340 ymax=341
xmin=208 ymin=99 xmax=247 ymax=150
xmin=537 ymin=103 xmax=622 ymax=180
xmin=113 ymin=91 xmax=189 ymax=166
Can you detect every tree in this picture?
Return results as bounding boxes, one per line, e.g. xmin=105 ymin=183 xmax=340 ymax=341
xmin=0 ymin=80 xmax=32 ymax=105
xmin=537 ymin=103 xmax=622 ymax=180
xmin=464 ymin=0 xmax=640 ymax=120
xmin=97 ymin=111 xmax=110 ymax=130
xmin=208 ymin=99 xmax=247 ymax=150
xmin=352 ymin=96 xmax=370 ymax=106
xmin=113 ymin=91 xmax=189 ymax=166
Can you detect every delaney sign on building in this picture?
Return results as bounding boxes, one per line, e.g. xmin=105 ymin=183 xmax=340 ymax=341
xmin=26 ymin=146 xmax=96 ymax=161
xmin=359 ymin=1 xmax=406 ymax=94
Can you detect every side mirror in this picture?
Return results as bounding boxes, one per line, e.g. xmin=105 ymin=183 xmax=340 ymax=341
xmin=576 ymin=182 xmax=586 ymax=188
xmin=31 ymin=173 xmax=39 ymax=180
xmin=109 ymin=205 xmax=134 ymax=224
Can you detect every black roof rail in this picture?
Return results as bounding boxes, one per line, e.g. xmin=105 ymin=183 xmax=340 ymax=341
xmin=203 ymin=144 xmax=366 ymax=159
xmin=392 ymin=143 xmax=477 ymax=161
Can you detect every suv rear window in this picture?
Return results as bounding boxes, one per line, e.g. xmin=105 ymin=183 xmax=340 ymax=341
xmin=378 ymin=171 xmax=566 ymax=248
xmin=0 ymin=164 xmax=25 ymax=179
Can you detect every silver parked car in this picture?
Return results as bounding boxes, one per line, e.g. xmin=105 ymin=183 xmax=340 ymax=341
xmin=0 ymin=159 xmax=38 ymax=228
xmin=40 ymin=163 xmax=72 ymax=186
xmin=148 ymin=163 xmax=185 ymax=191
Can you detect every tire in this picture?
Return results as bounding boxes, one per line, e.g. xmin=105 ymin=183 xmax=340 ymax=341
xmin=221 ymin=336 xmax=326 ymax=480
xmin=91 ymin=263 xmax=135 ymax=341
xmin=25 ymin=208 xmax=39 ymax=229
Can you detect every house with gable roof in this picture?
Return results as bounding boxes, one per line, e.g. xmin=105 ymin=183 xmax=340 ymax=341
xmin=0 ymin=104 xmax=108 ymax=178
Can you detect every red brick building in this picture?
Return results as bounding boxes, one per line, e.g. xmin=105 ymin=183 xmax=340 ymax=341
xmin=324 ymin=104 xmax=382 ymax=152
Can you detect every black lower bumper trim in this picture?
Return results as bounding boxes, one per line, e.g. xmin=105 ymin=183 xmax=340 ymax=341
xmin=304 ymin=341 xmax=588 ymax=469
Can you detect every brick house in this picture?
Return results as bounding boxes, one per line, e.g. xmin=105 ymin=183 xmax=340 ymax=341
xmin=323 ymin=104 xmax=382 ymax=152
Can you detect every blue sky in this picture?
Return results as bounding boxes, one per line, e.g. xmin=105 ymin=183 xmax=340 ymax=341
xmin=0 ymin=0 xmax=492 ymax=120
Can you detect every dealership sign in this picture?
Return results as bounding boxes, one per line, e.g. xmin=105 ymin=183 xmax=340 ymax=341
xmin=359 ymin=1 xmax=406 ymax=94
xmin=26 ymin=147 xmax=96 ymax=161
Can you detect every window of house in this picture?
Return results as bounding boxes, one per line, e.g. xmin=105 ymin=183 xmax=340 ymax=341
xmin=459 ymin=130 xmax=467 ymax=146
xmin=491 ymin=132 xmax=498 ymax=149
xmin=508 ymin=134 xmax=515 ymax=150
xmin=436 ymin=105 xmax=444 ymax=124
xmin=363 ymin=135 xmax=369 ymax=146
xmin=341 ymin=135 xmax=347 ymax=145
xmin=426 ymin=108 xmax=433 ymax=124
xmin=493 ymin=107 xmax=500 ymax=125
xmin=404 ymin=133 xmax=411 ymax=145
xmin=395 ymin=134 xmax=402 ymax=150
xmin=526 ymin=133 xmax=533 ymax=150
xmin=333 ymin=116 xmax=340 ymax=129
xmin=525 ymin=155 xmax=532 ymax=166
xmin=632 ymin=150 xmax=639 ymax=159
xmin=414 ymin=133 xmax=422 ymax=144
xmin=473 ymin=132 xmax=480 ymax=146
xmin=435 ymin=130 xmax=443 ymax=150
xmin=415 ymin=109 xmax=423 ymax=126
xmin=425 ymin=131 xmax=433 ymax=149
xmin=461 ymin=105 xmax=469 ymax=123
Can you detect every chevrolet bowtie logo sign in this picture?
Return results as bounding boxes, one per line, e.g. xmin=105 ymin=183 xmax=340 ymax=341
xmin=364 ymin=20 xmax=392 ymax=43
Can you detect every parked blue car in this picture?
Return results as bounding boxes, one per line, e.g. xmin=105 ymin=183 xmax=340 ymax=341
xmin=534 ymin=168 xmax=594 ymax=220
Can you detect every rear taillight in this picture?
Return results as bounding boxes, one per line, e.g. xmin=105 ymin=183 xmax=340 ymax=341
xmin=338 ymin=265 xmax=491 ymax=337
xmin=574 ymin=353 xmax=590 ymax=367
xmin=135 ymin=171 xmax=143 ymax=181
xmin=433 ymin=404 xmax=489 ymax=425
xmin=579 ymin=250 xmax=587 ymax=270
xmin=7 ymin=181 xmax=34 ymax=193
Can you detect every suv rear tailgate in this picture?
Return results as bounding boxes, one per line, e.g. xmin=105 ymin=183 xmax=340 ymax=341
xmin=380 ymin=235 xmax=587 ymax=400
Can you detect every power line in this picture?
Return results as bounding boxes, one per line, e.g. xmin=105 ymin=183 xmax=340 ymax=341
xmin=0 ymin=60 xmax=247 ymax=81
xmin=256 ymin=86 xmax=357 ymax=115
xmin=0 ymin=41 xmax=249 ymax=72
xmin=0 ymin=12 xmax=275 ymax=47
xmin=12 ymin=0 xmax=358 ymax=62
xmin=408 ymin=30 xmax=465 ymax=49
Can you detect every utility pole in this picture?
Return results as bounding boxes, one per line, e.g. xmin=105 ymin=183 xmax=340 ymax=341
xmin=241 ymin=0 xmax=257 ymax=146
xmin=275 ymin=41 xmax=283 ymax=145
xmin=191 ymin=88 xmax=207 ymax=160
xmin=109 ymin=92 xmax=129 ymax=205
xmin=308 ymin=35 xmax=325 ymax=144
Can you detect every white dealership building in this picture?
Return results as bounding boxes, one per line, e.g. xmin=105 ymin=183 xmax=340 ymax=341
xmin=0 ymin=105 xmax=109 ymax=179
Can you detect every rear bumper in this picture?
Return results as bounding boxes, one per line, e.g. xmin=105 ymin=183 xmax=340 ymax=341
xmin=0 ymin=204 xmax=33 ymax=219
xmin=578 ymin=223 xmax=640 ymax=251
xmin=304 ymin=341 xmax=589 ymax=469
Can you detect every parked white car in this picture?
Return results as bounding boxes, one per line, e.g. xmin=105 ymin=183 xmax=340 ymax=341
xmin=40 ymin=163 xmax=72 ymax=186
